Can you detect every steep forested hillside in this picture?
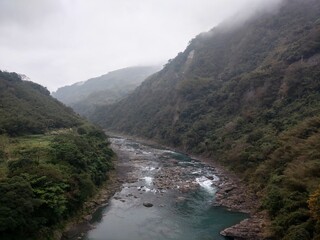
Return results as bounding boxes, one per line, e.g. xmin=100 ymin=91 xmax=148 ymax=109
xmin=0 ymin=71 xmax=114 ymax=239
xmin=0 ymin=71 xmax=82 ymax=136
xmin=52 ymin=66 xmax=160 ymax=117
xmin=93 ymin=0 xmax=320 ymax=239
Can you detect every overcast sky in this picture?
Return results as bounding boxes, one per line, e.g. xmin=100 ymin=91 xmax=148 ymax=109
xmin=0 ymin=0 xmax=282 ymax=92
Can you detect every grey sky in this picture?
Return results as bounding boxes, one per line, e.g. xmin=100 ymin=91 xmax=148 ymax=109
xmin=0 ymin=0 xmax=282 ymax=91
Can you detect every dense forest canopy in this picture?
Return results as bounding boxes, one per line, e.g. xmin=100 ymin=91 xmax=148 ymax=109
xmin=0 ymin=71 xmax=114 ymax=239
xmin=92 ymin=0 xmax=320 ymax=238
xmin=0 ymin=71 xmax=82 ymax=136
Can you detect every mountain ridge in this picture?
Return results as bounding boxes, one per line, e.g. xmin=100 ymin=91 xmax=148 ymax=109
xmin=0 ymin=70 xmax=82 ymax=136
xmin=92 ymin=0 xmax=320 ymax=238
xmin=52 ymin=66 xmax=161 ymax=117
xmin=0 ymin=70 xmax=114 ymax=239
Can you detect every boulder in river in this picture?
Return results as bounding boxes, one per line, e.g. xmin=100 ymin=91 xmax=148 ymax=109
xmin=143 ymin=202 xmax=153 ymax=207
xmin=176 ymin=196 xmax=186 ymax=203
xmin=206 ymin=176 xmax=214 ymax=180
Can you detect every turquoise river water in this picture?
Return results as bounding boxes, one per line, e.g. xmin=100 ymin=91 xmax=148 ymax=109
xmin=81 ymin=137 xmax=247 ymax=240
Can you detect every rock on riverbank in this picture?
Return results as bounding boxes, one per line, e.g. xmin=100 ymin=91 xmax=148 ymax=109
xmin=66 ymin=133 xmax=270 ymax=240
xmin=220 ymin=212 xmax=270 ymax=240
xmin=211 ymin=166 xmax=271 ymax=240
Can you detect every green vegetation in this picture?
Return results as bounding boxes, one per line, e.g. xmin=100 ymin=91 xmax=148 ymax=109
xmin=0 ymin=72 xmax=114 ymax=239
xmin=53 ymin=66 xmax=160 ymax=118
xmin=0 ymin=71 xmax=82 ymax=136
xmin=93 ymin=0 xmax=320 ymax=238
xmin=0 ymin=127 xmax=114 ymax=239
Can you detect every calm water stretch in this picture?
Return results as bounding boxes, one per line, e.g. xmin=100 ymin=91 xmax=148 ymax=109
xmin=82 ymin=137 xmax=246 ymax=240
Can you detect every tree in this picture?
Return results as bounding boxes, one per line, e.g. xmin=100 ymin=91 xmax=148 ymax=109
xmin=308 ymin=185 xmax=320 ymax=222
xmin=0 ymin=176 xmax=38 ymax=234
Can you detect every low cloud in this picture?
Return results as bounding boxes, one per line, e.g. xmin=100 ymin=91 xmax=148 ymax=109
xmin=0 ymin=0 xmax=284 ymax=91
xmin=0 ymin=0 xmax=61 ymax=27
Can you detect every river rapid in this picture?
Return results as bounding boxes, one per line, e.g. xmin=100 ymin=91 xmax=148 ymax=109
xmin=82 ymin=137 xmax=247 ymax=240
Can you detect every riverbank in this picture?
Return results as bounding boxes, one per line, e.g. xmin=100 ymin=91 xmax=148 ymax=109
xmin=188 ymin=154 xmax=272 ymax=239
xmin=60 ymin=164 xmax=123 ymax=240
xmin=105 ymin=131 xmax=271 ymax=240
xmin=61 ymin=132 xmax=270 ymax=239
xmin=211 ymin=166 xmax=271 ymax=239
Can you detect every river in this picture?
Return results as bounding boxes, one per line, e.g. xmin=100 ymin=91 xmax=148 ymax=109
xmin=81 ymin=137 xmax=247 ymax=240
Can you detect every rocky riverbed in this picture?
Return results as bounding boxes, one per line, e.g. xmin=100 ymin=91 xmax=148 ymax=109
xmin=62 ymin=136 xmax=268 ymax=240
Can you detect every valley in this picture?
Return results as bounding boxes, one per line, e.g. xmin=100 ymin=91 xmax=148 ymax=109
xmin=67 ymin=136 xmax=252 ymax=240
xmin=1 ymin=0 xmax=320 ymax=239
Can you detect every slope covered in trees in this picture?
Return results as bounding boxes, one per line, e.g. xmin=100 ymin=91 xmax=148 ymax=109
xmin=0 ymin=71 xmax=114 ymax=239
xmin=52 ymin=66 xmax=160 ymax=117
xmin=0 ymin=71 xmax=82 ymax=136
xmin=92 ymin=0 xmax=320 ymax=238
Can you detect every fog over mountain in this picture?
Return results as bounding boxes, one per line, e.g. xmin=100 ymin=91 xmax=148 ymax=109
xmin=52 ymin=66 xmax=160 ymax=117
xmin=0 ymin=0 xmax=283 ymax=91
xmin=2 ymin=0 xmax=320 ymax=239
xmin=92 ymin=0 xmax=320 ymax=238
